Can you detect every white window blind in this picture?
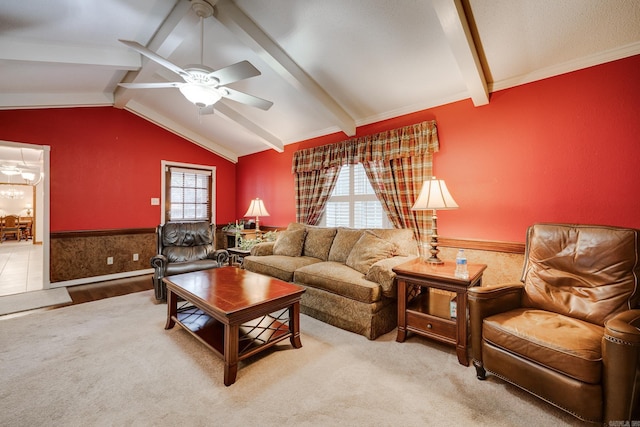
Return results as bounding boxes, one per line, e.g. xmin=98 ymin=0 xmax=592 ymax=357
xmin=322 ymin=163 xmax=391 ymax=228
xmin=166 ymin=167 xmax=212 ymax=221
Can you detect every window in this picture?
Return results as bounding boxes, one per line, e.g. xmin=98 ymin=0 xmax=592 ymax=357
xmin=164 ymin=165 xmax=213 ymax=222
xmin=322 ymin=163 xmax=391 ymax=228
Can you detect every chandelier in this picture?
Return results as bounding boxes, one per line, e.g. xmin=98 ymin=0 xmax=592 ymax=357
xmin=0 ymin=187 xmax=24 ymax=199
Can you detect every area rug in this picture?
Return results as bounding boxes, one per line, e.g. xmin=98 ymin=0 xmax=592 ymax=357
xmin=0 ymin=290 xmax=589 ymax=427
xmin=0 ymin=287 xmax=71 ymax=316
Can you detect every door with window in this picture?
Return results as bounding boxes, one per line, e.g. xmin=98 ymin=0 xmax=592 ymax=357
xmin=321 ymin=163 xmax=391 ymax=228
xmin=163 ymin=163 xmax=215 ymax=223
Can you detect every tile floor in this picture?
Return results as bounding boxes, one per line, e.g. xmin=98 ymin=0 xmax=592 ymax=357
xmin=0 ymin=240 xmax=43 ymax=297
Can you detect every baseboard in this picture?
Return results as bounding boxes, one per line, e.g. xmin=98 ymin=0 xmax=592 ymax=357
xmin=50 ymin=268 xmax=154 ymax=288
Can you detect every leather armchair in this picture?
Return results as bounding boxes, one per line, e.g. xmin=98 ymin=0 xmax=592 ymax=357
xmin=151 ymin=221 xmax=229 ymax=300
xmin=469 ymin=223 xmax=640 ymax=425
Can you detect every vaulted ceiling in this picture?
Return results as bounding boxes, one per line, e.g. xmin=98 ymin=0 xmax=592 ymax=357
xmin=2 ymin=0 xmax=639 ymax=163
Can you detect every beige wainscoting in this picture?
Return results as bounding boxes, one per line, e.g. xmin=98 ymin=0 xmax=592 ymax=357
xmin=50 ymin=228 xmax=156 ymax=283
xmin=439 ymin=237 xmax=525 ymax=285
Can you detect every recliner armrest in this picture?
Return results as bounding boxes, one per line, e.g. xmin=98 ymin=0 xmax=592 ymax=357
xmin=469 ymin=283 xmax=524 ymax=366
xmin=151 ymin=254 xmax=168 ymax=273
xmin=603 ymin=309 xmax=640 ymax=424
xmin=210 ymin=249 xmax=229 ymax=265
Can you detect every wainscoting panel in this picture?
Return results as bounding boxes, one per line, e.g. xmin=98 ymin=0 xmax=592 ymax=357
xmin=50 ymin=229 xmax=156 ymax=283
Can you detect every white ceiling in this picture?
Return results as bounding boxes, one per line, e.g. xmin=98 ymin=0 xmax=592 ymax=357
xmin=1 ymin=0 xmax=639 ymax=163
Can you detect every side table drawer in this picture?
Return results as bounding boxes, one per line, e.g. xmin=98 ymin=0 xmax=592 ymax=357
xmin=407 ymin=311 xmax=456 ymax=342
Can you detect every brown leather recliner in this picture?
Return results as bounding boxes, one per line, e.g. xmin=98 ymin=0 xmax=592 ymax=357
xmin=151 ymin=221 xmax=229 ymax=300
xmin=469 ymin=223 xmax=640 ymax=425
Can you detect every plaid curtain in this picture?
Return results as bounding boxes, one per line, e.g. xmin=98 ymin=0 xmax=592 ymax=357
xmin=363 ymin=157 xmax=432 ymax=243
xmin=292 ymin=120 xmax=439 ymax=229
xmin=294 ymin=166 xmax=340 ymax=225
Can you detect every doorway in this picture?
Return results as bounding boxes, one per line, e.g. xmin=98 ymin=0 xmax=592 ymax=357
xmin=0 ymin=140 xmax=50 ymax=296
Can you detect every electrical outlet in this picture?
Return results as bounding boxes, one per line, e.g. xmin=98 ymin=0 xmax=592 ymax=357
xmin=107 ymin=256 xmax=114 ymax=265
xmin=133 ymin=253 xmax=139 ymax=261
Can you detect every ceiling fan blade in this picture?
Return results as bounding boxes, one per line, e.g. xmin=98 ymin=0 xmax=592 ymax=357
xmin=118 ymin=82 xmax=183 ymax=89
xmin=119 ymin=39 xmax=189 ymax=79
xmin=207 ymin=60 xmax=261 ymax=86
xmin=221 ymin=87 xmax=273 ymax=111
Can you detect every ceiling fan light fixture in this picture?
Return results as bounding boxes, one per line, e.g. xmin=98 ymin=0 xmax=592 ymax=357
xmin=179 ymin=84 xmax=222 ymax=107
xmin=21 ymin=172 xmax=35 ymax=181
xmin=1 ymin=168 xmax=20 ymax=176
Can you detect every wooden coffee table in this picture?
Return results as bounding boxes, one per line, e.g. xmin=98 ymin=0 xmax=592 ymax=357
xmin=164 ymin=266 xmax=305 ymax=386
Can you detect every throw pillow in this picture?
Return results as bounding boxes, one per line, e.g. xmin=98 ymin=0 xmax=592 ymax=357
xmin=328 ymin=228 xmax=364 ymax=263
xmin=346 ymin=231 xmax=397 ymax=274
xmin=303 ymin=227 xmax=337 ymax=260
xmin=273 ymin=229 xmax=306 ymax=257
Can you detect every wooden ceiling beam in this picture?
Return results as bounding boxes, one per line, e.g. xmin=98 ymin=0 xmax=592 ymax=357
xmin=214 ymin=0 xmax=356 ymax=137
xmin=432 ymin=0 xmax=489 ymax=106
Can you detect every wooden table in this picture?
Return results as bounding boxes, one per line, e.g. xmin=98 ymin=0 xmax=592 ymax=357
xmin=164 ymin=266 xmax=305 ymax=386
xmin=393 ymin=258 xmax=486 ymax=366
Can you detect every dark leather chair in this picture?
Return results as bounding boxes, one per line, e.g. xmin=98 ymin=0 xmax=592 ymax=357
xmin=151 ymin=221 xmax=229 ymax=300
xmin=469 ymin=223 xmax=640 ymax=425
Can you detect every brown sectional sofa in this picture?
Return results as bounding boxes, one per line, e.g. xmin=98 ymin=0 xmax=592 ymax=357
xmin=243 ymin=223 xmax=418 ymax=339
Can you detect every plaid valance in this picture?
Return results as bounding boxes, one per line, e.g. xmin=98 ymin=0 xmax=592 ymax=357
xmin=292 ymin=120 xmax=439 ymax=173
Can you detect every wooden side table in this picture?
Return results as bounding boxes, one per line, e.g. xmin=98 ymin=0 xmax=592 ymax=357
xmin=393 ymin=258 xmax=487 ymax=366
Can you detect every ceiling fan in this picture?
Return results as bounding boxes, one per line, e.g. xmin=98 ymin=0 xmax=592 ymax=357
xmin=118 ymin=0 xmax=272 ymax=113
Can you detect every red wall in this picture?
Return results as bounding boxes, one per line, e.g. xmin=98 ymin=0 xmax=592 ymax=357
xmin=0 ymin=107 xmax=236 ymax=232
xmin=237 ymin=54 xmax=640 ymax=242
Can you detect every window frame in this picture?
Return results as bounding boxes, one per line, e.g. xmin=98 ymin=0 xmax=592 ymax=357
xmin=321 ymin=163 xmax=392 ymax=229
xmin=160 ymin=160 xmax=216 ymax=225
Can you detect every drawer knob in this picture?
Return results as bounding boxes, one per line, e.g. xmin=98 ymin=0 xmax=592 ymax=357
xmin=427 ymin=323 xmax=432 ymax=329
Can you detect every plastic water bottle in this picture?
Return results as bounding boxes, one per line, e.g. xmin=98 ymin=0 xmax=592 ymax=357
xmin=455 ymin=249 xmax=469 ymax=279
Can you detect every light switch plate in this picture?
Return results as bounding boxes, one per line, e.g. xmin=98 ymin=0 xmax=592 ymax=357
xmin=151 ymin=198 xmax=160 ymax=205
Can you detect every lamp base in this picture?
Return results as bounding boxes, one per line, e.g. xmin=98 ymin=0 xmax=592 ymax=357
xmin=425 ymin=255 xmax=444 ymax=264
xmin=426 ymin=241 xmax=444 ymax=264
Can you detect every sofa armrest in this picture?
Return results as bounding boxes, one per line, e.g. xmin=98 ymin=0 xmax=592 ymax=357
xmin=210 ymin=249 xmax=229 ymax=265
xmin=603 ymin=309 xmax=640 ymax=423
xmin=468 ymin=283 xmax=524 ymax=366
xmin=366 ymin=256 xmax=416 ymax=298
xmin=251 ymin=241 xmax=275 ymax=256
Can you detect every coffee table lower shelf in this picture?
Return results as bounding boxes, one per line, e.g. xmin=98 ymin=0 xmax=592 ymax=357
xmin=172 ymin=303 xmax=294 ymax=362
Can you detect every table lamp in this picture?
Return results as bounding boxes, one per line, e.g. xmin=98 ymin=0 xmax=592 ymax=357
xmin=411 ymin=177 xmax=459 ymax=264
xmin=244 ymin=198 xmax=270 ymax=232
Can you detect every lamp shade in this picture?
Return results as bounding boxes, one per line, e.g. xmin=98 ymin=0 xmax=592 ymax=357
xmin=244 ymin=198 xmax=270 ymax=217
xmin=411 ymin=177 xmax=459 ymax=210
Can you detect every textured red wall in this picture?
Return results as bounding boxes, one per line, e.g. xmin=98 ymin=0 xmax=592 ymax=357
xmin=237 ymin=54 xmax=640 ymax=242
xmin=0 ymin=107 xmax=236 ymax=232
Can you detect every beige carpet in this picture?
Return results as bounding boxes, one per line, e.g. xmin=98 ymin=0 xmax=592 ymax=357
xmin=0 ymin=290 xmax=590 ymax=427
xmin=0 ymin=287 xmax=71 ymax=316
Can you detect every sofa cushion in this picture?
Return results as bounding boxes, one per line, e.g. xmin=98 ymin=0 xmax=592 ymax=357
xmin=303 ymin=227 xmax=337 ymax=261
xmin=163 ymin=245 xmax=214 ymax=262
xmin=162 ymin=221 xmax=213 ymax=247
xmin=273 ymin=229 xmax=307 ymax=257
xmin=328 ymin=228 xmax=364 ymax=263
xmin=368 ymin=228 xmax=417 ymax=257
xmin=294 ymin=261 xmax=382 ymax=304
xmin=166 ymin=259 xmax=221 ymax=276
xmin=346 ymin=231 xmax=397 ymax=274
xmin=483 ymin=308 xmax=604 ymax=384
xmin=250 ymin=241 xmax=275 ymax=256
xmin=243 ymin=255 xmax=321 ymax=282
